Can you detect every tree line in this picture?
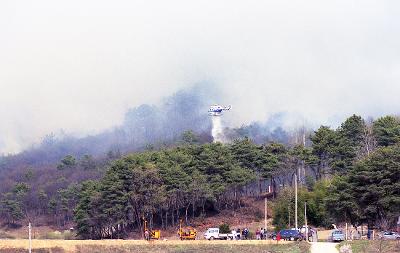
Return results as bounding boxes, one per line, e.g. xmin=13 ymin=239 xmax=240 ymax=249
xmin=273 ymin=115 xmax=400 ymax=231
xmin=73 ymin=140 xmax=286 ymax=239
xmin=0 ymin=114 xmax=399 ymax=238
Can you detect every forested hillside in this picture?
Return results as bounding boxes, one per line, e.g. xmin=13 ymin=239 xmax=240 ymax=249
xmin=0 ymin=114 xmax=399 ymax=239
xmin=0 ymin=86 xmax=295 ymax=178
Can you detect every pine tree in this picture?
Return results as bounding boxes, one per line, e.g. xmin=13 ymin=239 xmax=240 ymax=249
xmin=373 ymin=116 xmax=400 ymax=147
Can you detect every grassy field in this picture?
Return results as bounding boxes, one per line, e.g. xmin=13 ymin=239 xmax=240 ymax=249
xmin=0 ymin=240 xmax=310 ymax=253
xmin=338 ymin=240 xmax=400 ymax=253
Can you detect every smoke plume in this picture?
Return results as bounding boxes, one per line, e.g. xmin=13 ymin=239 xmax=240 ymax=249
xmin=1 ymin=0 xmax=400 ymax=153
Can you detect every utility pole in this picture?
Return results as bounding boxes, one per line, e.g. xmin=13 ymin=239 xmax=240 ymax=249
xmin=303 ymin=131 xmax=306 ymax=183
xmin=264 ymin=197 xmax=268 ymax=235
xmin=298 ymin=166 xmax=301 ymax=187
xmin=28 ymin=222 xmax=32 ymax=253
xmin=295 ymin=173 xmax=298 ymax=230
xmin=305 ymin=202 xmax=308 ymax=242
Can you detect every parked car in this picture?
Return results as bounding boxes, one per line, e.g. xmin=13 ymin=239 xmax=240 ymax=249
xmin=331 ymin=230 xmax=345 ymax=242
xmin=299 ymin=225 xmax=310 ymax=235
xmin=278 ymin=229 xmax=304 ymax=241
xmin=268 ymin=231 xmax=277 ymax=240
xmin=203 ymin=228 xmax=236 ymax=240
xmin=379 ymin=231 xmax=400 ymax=240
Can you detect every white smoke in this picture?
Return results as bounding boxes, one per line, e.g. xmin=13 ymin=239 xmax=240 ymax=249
xmin=211 ymin=116 xmax=225 ymax=143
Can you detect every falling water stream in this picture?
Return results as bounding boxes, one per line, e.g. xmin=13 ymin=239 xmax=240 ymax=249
xmin=211 ymin=116 xmax=225 ymax=143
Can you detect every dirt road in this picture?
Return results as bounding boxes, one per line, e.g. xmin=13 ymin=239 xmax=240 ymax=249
xmin=310 ymin=242 xmax=339 ymax=253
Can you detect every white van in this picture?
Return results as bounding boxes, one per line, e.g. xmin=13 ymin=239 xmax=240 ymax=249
xmin=204 ymin=228 xmax=232 ymax=240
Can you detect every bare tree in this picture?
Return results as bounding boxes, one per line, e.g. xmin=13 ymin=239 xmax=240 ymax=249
xmin=358 ymin=117 xmax=377 ymax=159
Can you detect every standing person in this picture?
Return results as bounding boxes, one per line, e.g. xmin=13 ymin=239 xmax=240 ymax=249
xmin=260 ymin=228 xmax=264 ymax=240
xmin=308 ymin=228 xmax=313 ymax=242
xmin=256 ymin=229 xmax=261 ymax=240
xmin=144 ymin=230 xmax=150 ymax=241
xmin=314 ymin=229 xmax=318 ymax=242
xmin=232 ymin=229 xmax=238 ymax=240
xmin=237 ymin=228 xmax=241 ymax=240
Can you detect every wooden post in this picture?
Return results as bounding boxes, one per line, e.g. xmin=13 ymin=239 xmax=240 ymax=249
xmin=305 ymin=202 xmax=308 ymax=242
xmin=264 ymin=197 xmax=268 ymax=237
xmin=28 ymin=223 xmax=32 ymax=253
xmin=295 ymin=174 xmax=298 ymax=230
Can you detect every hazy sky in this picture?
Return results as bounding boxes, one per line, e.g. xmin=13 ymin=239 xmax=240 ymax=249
xmin=1 ymin=0 xmax=400 ymax=153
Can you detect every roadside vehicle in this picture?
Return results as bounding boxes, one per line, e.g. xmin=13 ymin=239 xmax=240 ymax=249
xmin=204 ymin=228 xmax=236 ymax=240
xmin=331 ymin=230 xmax=345 ymax=242
xmin=143 ymin=219 xmax=160 ymax=240
xmin=228 ymin=230 xmax=240 ymax=240
xmin=268 ymin=231 xmax=277 ymax=240
xmin=278 ymin=229 xmax=303 ymax=241
xmin=178 ymin=226 xmax=196 ymax=240
xmin=178 ymin=219 xmax=196 ymax=240
xmin=299 ymin=225 xmax=310 ymax=235
xmin=379 ymin=231 xmax=400 ymax=240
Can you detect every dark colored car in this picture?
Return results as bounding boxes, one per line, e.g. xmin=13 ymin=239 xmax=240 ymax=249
xmin=268 ymin=231 xmax=277 ymax=240
xmin=278 ymin=229 xmax=304 ymax=241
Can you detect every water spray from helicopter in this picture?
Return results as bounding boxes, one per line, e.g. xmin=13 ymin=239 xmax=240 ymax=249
xmin=208 ymin=104 xmax=231 ymax=143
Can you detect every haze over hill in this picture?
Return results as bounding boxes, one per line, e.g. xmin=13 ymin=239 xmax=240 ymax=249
xmin=1 ymin=0 xmax=400 ymax=154
xmin=0 ymin=85 xmax=301 ymax=170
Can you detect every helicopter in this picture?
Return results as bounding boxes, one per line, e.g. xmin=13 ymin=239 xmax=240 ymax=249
xmin=208 ymin=104 xmax=231 ymax=116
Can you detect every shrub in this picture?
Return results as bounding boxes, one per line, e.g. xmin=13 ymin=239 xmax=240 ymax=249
xmin=254 ymin=209 xmax=263 ymax=222
xmin=219 ymin=223 xmax=230 ymax=234
xmin=0 ymin=230 xmax=15 ymax=239
xmin=41 ymin=230 xmax=75 ymax=240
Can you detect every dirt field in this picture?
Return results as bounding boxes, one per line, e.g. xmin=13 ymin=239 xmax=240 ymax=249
xmin=316 ymin=229 xmax=333 ymax=241
xmin=0 ymin=239 xmax=309 ymax=253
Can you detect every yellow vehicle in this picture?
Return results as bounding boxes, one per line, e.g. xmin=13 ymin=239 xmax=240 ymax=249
xmin=151 ymin=229 xmax=161 ymax=240
xmin=178 ymin=219 xmax=197 ymax=240
xmin=144 ymin=219 xmax=161 ymax=240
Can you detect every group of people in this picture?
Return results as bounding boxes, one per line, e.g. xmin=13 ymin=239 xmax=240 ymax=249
xmin=255 ymin=228 xmax=268 ymax=240
xmin=231 ymin=228 xmax=268 ymax=240
xmin=232 ymin=228 xmax=249 ymax=240
xmin=304 ymin=227 xmax=318 ymax=242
